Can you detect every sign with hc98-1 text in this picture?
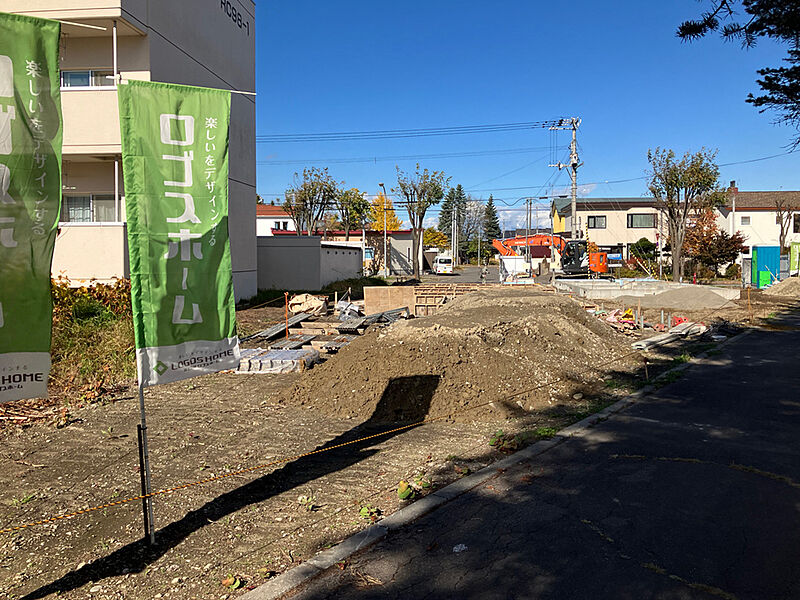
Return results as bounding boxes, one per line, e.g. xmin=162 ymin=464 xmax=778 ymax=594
xmin=220 ymin=0 xmax=251 ymax=36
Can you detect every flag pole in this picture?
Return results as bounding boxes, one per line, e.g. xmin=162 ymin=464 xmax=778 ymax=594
xmin=137 ymin=382 xmax=156 ymax=545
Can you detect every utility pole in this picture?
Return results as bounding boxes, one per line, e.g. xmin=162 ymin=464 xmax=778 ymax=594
xmin=525 ymin=197 xmax=530 ymax=268
xmin=478 ymin=221 xmax=482 ymax=266
xmin=658 ymin=211 xmax=663 ymax=279
xmin=549 ymin=117 xmax=582 ymax=239
xmin=378 ymin=183 xmax=389 ymax=277
xmin=450 ymin=206 xmax=458 ymax=266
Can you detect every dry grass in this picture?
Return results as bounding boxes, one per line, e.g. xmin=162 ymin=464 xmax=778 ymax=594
xmin=49 ymin=278 xmax=136 ymax=402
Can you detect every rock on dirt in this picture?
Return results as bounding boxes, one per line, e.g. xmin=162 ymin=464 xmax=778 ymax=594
xmin=283 ymin=288 xmax=636 ymax=422
xmin=763 ymin=277 xmax=800 ymax=297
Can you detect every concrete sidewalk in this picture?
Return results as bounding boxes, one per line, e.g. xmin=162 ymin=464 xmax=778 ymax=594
xmin=283 ymin=312 xmax=800 ymax=599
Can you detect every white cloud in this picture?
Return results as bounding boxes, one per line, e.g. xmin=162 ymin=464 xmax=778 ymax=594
xmin=497 ymin=209 xmax=550 ymax=232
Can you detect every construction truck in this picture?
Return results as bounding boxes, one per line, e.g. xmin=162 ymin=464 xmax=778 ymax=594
xmin=492 ymin=234 xmax=609 ymax=278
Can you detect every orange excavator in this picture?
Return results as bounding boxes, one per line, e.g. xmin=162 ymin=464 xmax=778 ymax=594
xmin=492 ymin=234 xmax=609 ymax=277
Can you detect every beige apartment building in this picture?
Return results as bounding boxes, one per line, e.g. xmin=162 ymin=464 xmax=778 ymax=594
xmin=553 ymin=197 xmax=663 ymax=258
xmin=2 ymin=0 xmax=257 ymax=300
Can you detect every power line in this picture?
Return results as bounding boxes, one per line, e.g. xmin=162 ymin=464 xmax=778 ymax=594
xmin=257 ymin=146 xmax=554 ymax=166
xmin=256 ymin=119 xmax=576 ymax=143
xmin=257 ymin=149 xmax=799 ymax=199
xmin=464 ymin=156 xmax=551 ymax=190
xmin=465 ymin=149 xmax=799 ymax=193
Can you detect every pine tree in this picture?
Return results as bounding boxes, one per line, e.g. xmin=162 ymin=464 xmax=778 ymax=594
xmin=438 ymin=187 xmax=456 ymax=238
xmin=454 ymin=185 xmax=468 ymax=235
xmin=483 ymin=195 xmax=502 ymax=242
xmin=438 ymin=184 xmax=469 ymax=241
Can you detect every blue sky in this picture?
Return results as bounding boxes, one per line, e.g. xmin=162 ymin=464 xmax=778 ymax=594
xmin=254 ymin=1 xmax=797 ymax=229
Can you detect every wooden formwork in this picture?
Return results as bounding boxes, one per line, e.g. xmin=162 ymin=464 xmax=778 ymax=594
xmin=413 ymin=284 xmax=503 ymax=317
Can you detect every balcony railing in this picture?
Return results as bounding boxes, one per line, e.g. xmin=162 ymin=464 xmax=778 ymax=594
xmin=61 ymin=87 xmax=120 ymax=155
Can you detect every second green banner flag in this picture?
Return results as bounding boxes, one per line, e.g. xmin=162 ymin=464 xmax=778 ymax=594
xmin=118 ymin=80 xmax=239 ymax=387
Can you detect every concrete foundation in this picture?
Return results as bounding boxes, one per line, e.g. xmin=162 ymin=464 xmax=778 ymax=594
xmin=553 ymin=278 xmax=741 ymax=301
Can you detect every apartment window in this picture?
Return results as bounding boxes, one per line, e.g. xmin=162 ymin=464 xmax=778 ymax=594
xmin=60 ymin=194 xmax=121 ymax=223
xmin=587 ymin=215 xmax=606 ymax=229
xmin=794 ymin=214 xmax=800 ymax=234
xmin=740 ymin=216 xmax=751 ymax=226
xmin=627 ymin=213 xmax=656 ymax=228
xmin=60 ymin=70 xmax=114 ymax=88
xmin=61 ymin=196 xmax=91 ymax=222
xmin=92 ymin=194 xmax=116 ymax=222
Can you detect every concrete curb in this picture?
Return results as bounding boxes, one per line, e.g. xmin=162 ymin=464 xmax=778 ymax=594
xmin=241 ymin=328 xmax=753 ymax=600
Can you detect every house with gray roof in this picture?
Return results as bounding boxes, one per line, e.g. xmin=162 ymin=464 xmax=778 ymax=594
xmin=551 ymin=197 xmax=663 ymax=259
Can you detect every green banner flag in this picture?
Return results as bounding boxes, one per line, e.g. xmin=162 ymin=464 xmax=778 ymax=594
xmin=0 ymin=13 xmax=62 ymax=403
xmin=118 ymin=80 xmax=239 ymax=387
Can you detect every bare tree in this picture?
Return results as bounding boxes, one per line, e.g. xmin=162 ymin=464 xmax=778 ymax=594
xmin=774 ymin=195 xmax=799 ymax=252
xmin=283 ymin=167 xmax=340 ymax=236
xmin=394 ymin=164 xmax=449 ymax=279
xmin=461 ymin=199 xmax=485 ymax=261
xmin=647 ymin=148 xmax=725 ymax=281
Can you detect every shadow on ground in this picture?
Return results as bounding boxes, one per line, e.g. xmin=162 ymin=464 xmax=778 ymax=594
xmin=290 ymin=310 xmax=800 ymax=599
xmin=19 ymin=375 xmax=440 ymax=600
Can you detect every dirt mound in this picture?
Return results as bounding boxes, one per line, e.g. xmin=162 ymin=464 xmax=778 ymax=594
xmin=613 ymin=286 xmax=733 ymax=310
xmin=764 ymin=277 xmax=800 ymax=297
xmin=282 ymin=289 xmax=636 ymax=423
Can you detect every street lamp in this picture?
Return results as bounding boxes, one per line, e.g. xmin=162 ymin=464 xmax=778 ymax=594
xmin=378 ymin=182 xmax=390 ymax=278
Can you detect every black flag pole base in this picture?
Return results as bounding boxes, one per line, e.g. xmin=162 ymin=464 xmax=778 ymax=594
xmin=137 ymin=383 xmax=156 ymax=545
xmin=136 ymin=423 xmax=150 ymax=538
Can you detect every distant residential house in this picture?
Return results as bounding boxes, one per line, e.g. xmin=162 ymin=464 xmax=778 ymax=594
xmin=328 ymin=230 xmax=419 ymax=276
xmin=551 ymin=197 xmax=663 ymax=259
xmin=717 ymin=182 xmax=800 ymax=256
xmin=256 ymin=204 xmax=295 ymax=236
xmin=547 ymin=185 xmax=800 ymax=267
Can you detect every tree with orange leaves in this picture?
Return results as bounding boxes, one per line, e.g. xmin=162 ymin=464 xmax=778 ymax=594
xmin=684 ymin=208 xmax=747 ymax=276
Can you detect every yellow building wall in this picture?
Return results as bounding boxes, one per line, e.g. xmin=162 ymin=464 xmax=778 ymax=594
xmin=552 ymin=207 xmax=566 ymax=234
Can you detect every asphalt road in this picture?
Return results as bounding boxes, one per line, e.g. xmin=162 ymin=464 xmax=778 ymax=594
xmin=290 ymin=310 xmax=800 ymax=599
xmin=420 ymin=264 xmax=500 ymax=284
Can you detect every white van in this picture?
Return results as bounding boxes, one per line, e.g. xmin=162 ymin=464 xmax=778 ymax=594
xmin=433 ymin=254 xmax=453 ymax=275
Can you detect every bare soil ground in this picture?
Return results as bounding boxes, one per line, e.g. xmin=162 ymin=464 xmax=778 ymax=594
xmin=0 ymin=287 xmax=791 ymax=600
xmin=763 ymin=276 xmax=800 ymax=298
xmin=633 ymin=287 xmax=798 ymax=329
xmin=235 ymin=306 xmax=287 ymax=339
xmin=285 ymin=289 xmax=640 ymax=423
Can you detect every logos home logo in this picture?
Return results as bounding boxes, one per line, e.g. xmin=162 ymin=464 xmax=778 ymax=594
xmin=153 ymin=350 xmax=236 ymax=376
xmin=0 ymin=371 xmax=45 ymax=392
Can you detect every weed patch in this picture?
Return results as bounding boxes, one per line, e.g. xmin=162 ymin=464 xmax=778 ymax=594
xmin=672 ymin=352 xmax=692 ymax=365
xmin=533 ymin=426 xmax=558 ymax=439
xmin=49 ymin=278 xmax=135 ymax=401
xmin=489 ymin=429 xmax=520 ymax=453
